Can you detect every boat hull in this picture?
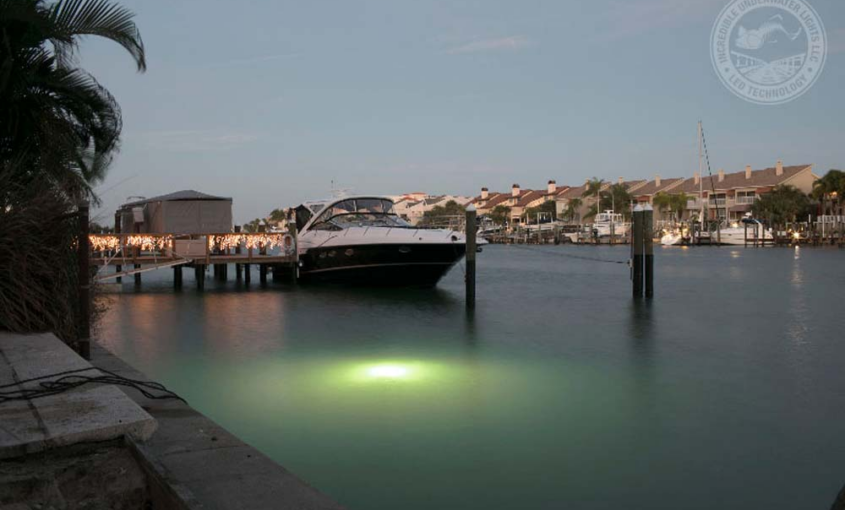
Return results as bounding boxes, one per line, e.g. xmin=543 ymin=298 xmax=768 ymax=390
xmin=298 ymin=243 xmax=466 ymax=287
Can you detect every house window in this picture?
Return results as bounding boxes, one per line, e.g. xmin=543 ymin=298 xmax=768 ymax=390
xmin=708 ymin=193 xmax=726 ymax=207
xmin=736 ymin=191 xmax=756 ymax=204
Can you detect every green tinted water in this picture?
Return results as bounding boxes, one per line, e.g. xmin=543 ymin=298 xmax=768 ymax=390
xmin=97 ymin=245 xmax=845 ymax=509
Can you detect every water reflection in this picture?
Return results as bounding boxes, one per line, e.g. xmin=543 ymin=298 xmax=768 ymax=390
xmin=93 ymin=246 xmax=845 ymax=510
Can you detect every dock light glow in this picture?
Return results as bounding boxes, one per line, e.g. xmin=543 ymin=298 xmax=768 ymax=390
xmin=367 ymin=364 xmax=410 ymax=379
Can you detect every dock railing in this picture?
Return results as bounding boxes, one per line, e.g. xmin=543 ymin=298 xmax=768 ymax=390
xmin=89 ymin=232 xmax=296 ymax=267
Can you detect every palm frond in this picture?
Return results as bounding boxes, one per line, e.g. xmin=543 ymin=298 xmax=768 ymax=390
xmin=48 ymin=0 xmax=145 ymax=71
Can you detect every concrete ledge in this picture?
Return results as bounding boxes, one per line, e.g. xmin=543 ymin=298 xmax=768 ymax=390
xmin=90 ymin=343 xmax=345 ymax=510
xmin=0 ymin=333 xmax=157 ymax=460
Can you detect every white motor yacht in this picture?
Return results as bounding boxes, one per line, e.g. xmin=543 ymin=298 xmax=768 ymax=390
xmin=293 ymin=196 xmax=477 ymax=286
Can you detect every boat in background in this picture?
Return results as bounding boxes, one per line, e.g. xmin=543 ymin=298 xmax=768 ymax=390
xmin=293 ymin=196 xmax=476 ymax=286
xmin=593 ymin=210 xmax=629 ymax=238
xmin=715 ymin=215 xmax=773 ymax=245
xmin=660 ymin=230 xmax=685 ymax=246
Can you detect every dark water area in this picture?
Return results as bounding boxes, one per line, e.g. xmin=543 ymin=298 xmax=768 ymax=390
xmin=97 ymin=245 xmax=845 ymax=510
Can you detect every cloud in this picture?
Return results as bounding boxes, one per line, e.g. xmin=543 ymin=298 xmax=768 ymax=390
xmin=138 ymin=130 xmax=258 ymax=152
xmin=595 ymin=0 xmax=725 ymax=42
xmin=446 ymin=36 xmax=532 ymax=54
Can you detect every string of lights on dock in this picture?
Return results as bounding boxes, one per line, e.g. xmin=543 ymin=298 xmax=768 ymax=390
xmin=88 ymin=233 xmax=290 ymax=252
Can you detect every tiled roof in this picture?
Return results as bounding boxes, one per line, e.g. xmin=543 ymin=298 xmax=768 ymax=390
xmin=631 ymin=178 xmax=684 ymax=197
xmin=479 ymin=192 xmax=513 ymax=209
xmin=557 ymin=184 xmax=589 ymax=199
xmin=672 ymin=165 xmax=811 ymax=194
xmin=622 ymin=180 xmax=648 ymax=191
xmin=515 ymin=190 xmax=546 ymax=208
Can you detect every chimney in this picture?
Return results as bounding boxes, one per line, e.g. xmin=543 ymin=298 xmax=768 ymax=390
xmin=694 ymin=172 xmax=700 ymax=185
xmin=481 ymin=187 xmax=489 ymax=200
xmin=776 ymin=160 xmax=783 ymax=176
xmin=745 ymin=165 xmax=752 ymax=179
xmin=718 ymin=169 xmax=725 ymax=182
xmin=547 ymin=180 xmax=556 ymax=194
xmin=512 ymin=183 xmax=520 ymax=197
xmin=655 ymin=174 xmax=661 ymax=188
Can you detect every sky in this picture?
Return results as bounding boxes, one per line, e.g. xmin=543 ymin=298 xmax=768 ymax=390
xmin=81 ymin=0 xmax=845 ymax=225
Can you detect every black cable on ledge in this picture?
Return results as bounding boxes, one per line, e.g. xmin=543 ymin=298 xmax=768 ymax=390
xmin=0 ymin=367 xmax=186 ymax=404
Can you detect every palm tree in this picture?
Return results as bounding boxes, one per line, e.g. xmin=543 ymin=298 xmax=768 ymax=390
xmin=563 ymin=197 xmax=582 ymax=224
xmin=582 ymin=178 xmax=604 ymax=220
xmin=599 ymin=183 xmax=633 ymax=220
xmin=0 ymin=0 xmax=145 ymax=204
xmin=812 ymin=170 xmax=845 ymax=217
xmin=652 ymin=192 xmax=672 ymax=218
xmin=489 ymin=205 xmax=511 ymax=227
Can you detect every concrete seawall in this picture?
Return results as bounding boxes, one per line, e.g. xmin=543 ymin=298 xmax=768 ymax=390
xmin=89 ymin=343 xmax=346 ymax=510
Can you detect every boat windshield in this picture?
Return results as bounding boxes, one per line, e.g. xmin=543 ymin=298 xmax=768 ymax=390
xmin=309 ymin=198 xmax=411 ymax=230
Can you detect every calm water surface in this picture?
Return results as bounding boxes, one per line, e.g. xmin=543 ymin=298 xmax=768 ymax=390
xmin=97 ymin=245 xmax=845 ymax=509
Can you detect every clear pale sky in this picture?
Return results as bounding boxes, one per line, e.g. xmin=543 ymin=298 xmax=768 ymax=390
xmin=82 ymin=0 xmax=845 ymax=224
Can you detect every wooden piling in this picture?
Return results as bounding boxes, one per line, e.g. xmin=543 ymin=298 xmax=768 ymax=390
xmin=174 ymin=265 xmax=183 ymax=289
xmin=632 ymin=205 xmax=644 ymax=298
xmin=644 ymin=204 xmax=654 ymax=299
xmin=234 ymin=225 xmax=243 ymax=280
xmin=465 ymin=205 xmax=477 ymax=310
xmin=134 ymin=264 xmax=141 ymax=285
xmin=77 ymin=202 xmax=91 ymax=360
xmin=288 ymin=212 xmax=299 ymax=284
xmin=114 ymin=211 xmax=122 ymax=283
xmin=259 ymin=264 xmax=267 ymax=284
xmin=244 ymin=264 xmax=251 ymax=284
xmin=195 ymin=264 xmax=205 ymax=290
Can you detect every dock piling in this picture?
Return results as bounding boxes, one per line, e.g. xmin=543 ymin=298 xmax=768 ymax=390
xmin=632 ymin=205 xmax=644 ymax=298
xmin=288 ymin=211 xmax=299 ymax=285
xmin=644 ymin=204 xmax=654 ymax=298
xmin=77 ymin=202 xmax=91 ymax=360
xmin=195 ymin=264 xmax=205 ymax=290
xmin=174 ymin=265 xmax=183 ymax=289
xmin=465 ymin=205 xmax=477 ymax=310
xmin=114 ymin=211 xmax=122 ymax=283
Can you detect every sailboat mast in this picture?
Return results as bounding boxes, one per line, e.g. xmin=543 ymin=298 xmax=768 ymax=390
xmin=698 ymin=121 xmax=704 ymax=222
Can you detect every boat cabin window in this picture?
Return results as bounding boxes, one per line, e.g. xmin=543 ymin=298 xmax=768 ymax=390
xmin=309 ymin=198 xmax=410 ymax=229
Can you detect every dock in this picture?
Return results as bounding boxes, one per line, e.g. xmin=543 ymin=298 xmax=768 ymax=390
xmin=89 ymin=231 xmax=298 ymax=288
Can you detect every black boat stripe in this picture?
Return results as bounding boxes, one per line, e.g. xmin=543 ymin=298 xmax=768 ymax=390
xmin=303 ymin=262 xmax=455 ymax=274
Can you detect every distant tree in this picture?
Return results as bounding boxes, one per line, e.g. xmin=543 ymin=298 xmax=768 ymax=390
xmin=752 ymin=185 xmax=812 ymax=226
xmin=812 ymin=170 xmax=845 ymax=216
xmin=599 ymin=183 xmax=633 ymax=220
xmin=653 ymin=192 xmax=689 ymax=221
xmin=243 ymin=218 xmax=263 ymax=232
xmin=524 ymin=200 xmax=556 ymax=222
xmin=562 ymin=198 xmax=582 ymax=224
xmin=268 ymin=208 xmax=287 ymax=224
xmin=488 ymin=205 xmax=511 ymax=226
xmin=582 ymin=178 xmax=604 ymax=220
xmin=418 ymin=200 xmax=464 ymax=227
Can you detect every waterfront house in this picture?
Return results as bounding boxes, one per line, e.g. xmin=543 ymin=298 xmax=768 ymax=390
xmin=630 ymin=176 xmax=686 ymax=222
xmin=394 ymin=194 xmax=474 ymax=225
xmin=669 ymin=161 xmax=817 ymax=221
xmin=555 ymin=178 xmax=645 ymax=223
